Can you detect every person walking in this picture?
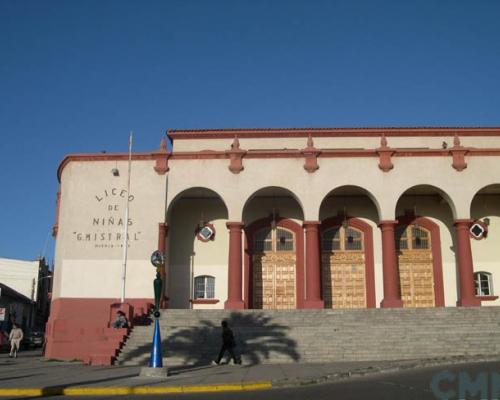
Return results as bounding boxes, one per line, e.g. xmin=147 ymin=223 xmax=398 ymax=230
xmin=9 ymin=324 xmax=23 ymax=358
xmin=213 ymin=320 xmax=241 ymax=365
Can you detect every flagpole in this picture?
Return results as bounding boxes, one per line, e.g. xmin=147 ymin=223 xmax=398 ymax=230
xmin=120 ymin=131 xmax=133 ymax=303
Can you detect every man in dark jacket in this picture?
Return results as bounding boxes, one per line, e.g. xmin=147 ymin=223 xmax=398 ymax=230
xmin=213 ymin=320 xmax=241 ymax=365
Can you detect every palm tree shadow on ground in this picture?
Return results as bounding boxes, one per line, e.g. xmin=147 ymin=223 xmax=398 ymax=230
xmin=165 ymin=312 xmax=300 ymax=366
xmin=119 ymin=312 xmax=300 ymax=367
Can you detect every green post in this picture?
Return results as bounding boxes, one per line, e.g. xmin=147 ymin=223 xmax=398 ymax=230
xmin=153 ymin=268 xmax=162 ymax=311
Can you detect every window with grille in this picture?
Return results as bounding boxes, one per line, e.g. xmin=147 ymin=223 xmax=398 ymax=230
xmin=412 ymin=226 xmax=429 ymax=249
xmin=322 ymin=228 xmax=340 ymax=251
xmin=395 ymin=227 xmax=408 ymax=250
xmin=194 ymin=275 xmax=215 ymax=299
xmin=253 ymin=227 xmax=294 ymax=252
xmin=322 ymin=226 xmax=363 ymax=251
xmin=276 ymin=228 xmax=294 ymax=251
xmin=474 ymin=272 xmax=493 ymax=296
xmin=396 ymin=224 xmax=430 ymax=250
xmin=254 ymin=228 xmax=272 ymax=252
xmin=345 ymin=228 xmax=362 ymax=250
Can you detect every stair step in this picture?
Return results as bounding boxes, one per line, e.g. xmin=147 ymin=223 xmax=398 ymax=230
xmin=115 ymin=307 xmax=500 ymax=365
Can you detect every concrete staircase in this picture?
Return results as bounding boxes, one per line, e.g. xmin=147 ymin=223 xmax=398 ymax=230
xmin=115 ymin=307 xmax=500 ymax=366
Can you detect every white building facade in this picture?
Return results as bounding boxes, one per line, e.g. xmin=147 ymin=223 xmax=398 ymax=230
xmin=45 ymin=127 xmax=500 ymax=361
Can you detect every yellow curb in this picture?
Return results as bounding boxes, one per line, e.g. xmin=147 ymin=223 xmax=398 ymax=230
xmin=0 ymin=389 xmax=46 ymax=396
xmin=0 ymin=381 xmax=272 ymax=396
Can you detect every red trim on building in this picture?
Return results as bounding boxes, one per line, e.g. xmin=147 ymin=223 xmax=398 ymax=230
xmin=45 ymin=298 xmax=153 ymax=365
xmin=376 ymin=134 xmax=395 ymax=172
xmin=167 ymin=127 xmax=500 ymax=141
xmin=57 ymin=146 xmax=500 ymax=182
xmin=190 ymin=299 xmax=220 ymax=304
xmin=477 ymin=295 xmax=499 ymax=302
xmin=450 ymin=134 xmax=468 ymax=171
xmin=303 ymin=221 xmax=325 ymax=309
xmin=226 ymin=136 xmax=246 ymax=173
xmin=57 ymin=152 xmax=169 ymax=182
xmin=168 ymin=148 xmax=500 ymax=159
xmin=396 ymin=215 xmax=445 ymax=307
xmin=320 ymin=216 xmax=376 ymax=309
xmin=225 ymin=222 xmax=245 ymax=309
xmin=52 ymin=186 xmax=61 ymax=237
xmin=379 ymin=220 xmax=404 ymax=308
xmin=302 ymin=135 xmax=320 ymax=173
xmin=195 ymin=223 xmax=216 ymax=242
xmin=244 ymin=217 xmax=305 ymax=309
xmin=469 ymin=220 xmax=489 ymax=240
xmin=454 ymin=219 xmax=481 ymax=307
xmin=154 ymin=153 xmax=170 ymax=175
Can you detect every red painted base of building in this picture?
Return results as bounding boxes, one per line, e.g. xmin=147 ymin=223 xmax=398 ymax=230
xmin=45 ymin=298 xmax=153 ymax=365
xmin=456 ymin=298 xmax=481 ymax=307
xmin=303 ymin=300 xmax=325 ymax=309
xmin=224 ymin=300 xmax=245 ymax=309
xmin=380 ymin=298 xmax=404 ymax=308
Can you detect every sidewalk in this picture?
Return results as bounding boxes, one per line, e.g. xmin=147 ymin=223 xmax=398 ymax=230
xmin=0 ymin=349 xmax=498 ymax=396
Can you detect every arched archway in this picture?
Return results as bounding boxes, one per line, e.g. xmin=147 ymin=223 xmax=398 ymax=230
xmin=395 ymin=185 xmax=452 ymax=307
xmin=319 ymin=186 xmax=379 ymax=309
xmin=167 ymin=187 xmax=228 ymax=309
xmin=242 ymin=187 xmax=304 ymax=309
xmin=470 ymin=184 xmax=500 ymax=305
xmin=242 ymin=186 xmax=304 ymax=223
xmin=395 ymin=185 xmax=457 ymax=222
xmin=319 ymin=185 xmax=381 ymax=223
xmin=320 ymin=216 xmax=376 ymax=309
xmin=395 ymin=214 xmax=445 ymax=307
xmin=167 ymin=187 xmax=228 ymax=221
xmin=244 ymin=217 xmax=304 ymax=309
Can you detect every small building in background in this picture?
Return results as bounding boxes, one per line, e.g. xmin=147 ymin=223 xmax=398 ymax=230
xmin=0 ymin=257 xmax=52 ymax=333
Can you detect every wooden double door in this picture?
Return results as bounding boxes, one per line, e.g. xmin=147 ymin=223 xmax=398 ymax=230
xmin=321 ymin=226 xmax=367 ymax=308
xmin=252 ymin=227 xmax=296 ymax=309
xmin=396 ymin=224 xmax=435 ymax=308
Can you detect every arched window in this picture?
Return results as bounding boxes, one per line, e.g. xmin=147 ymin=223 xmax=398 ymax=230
xmin=253 ymin=227 xmax=294 ymax=252
xmin=276 ymin=227 xmax=294 ymax=251
xmin=194 ymin=275 xmax=215 ymax=299
xmin=474 ymin=271 xmax=493 ymax=296
xmin=322 ymin=226 xmax=363 ymax=252
xmin=254 ymin=228 xmax=272 ymax=252
xmin=396 ymin=225 xmax=430 ymax=250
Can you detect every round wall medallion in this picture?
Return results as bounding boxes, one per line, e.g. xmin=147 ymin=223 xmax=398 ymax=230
xmin=196 ymin=223 xmax=216 ymax=242
xmin=469 ymin=220 xmax=488 ymax=240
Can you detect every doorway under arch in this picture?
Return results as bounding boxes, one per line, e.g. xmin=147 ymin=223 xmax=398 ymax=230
xmin=320 ymin=216 xmax=376 ymax=309
xmin=395 ymin=214 xmax=445 ymax=307
xmin=244 ymin=217 xmax=304 ymax=309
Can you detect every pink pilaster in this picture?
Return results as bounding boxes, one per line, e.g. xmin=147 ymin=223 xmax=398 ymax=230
xmin=454 ymin=219 xmax=481 ymax=306
xmin=225 ymin=222 xmax=245 ymax=309
xmin=303 ymin=221 xmax=324 ymax=308
xmin=379 ymin=220 xmax=403 ymax=308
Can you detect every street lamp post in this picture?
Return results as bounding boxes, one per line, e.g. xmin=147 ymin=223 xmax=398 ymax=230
xmin=139 ymin=250 xmax=168 ymax=377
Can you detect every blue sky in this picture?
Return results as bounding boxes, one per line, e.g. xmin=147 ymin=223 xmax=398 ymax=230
xmin=1 ymin=0 xmax=500 ymax=263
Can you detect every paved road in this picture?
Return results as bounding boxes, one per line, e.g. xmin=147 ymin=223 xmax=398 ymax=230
xmin=51 ymin=361 xmax=500 ymax=400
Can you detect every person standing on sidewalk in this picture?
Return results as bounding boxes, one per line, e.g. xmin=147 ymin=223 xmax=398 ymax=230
xmin=213 ymin=320 xmax=241 ymax=365
xmin=9 ymin=324 xmax=23 ymax=358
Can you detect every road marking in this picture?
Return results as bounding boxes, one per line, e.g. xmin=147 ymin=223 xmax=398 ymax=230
xmin=0 ymin=381 xmax=272 ymax=396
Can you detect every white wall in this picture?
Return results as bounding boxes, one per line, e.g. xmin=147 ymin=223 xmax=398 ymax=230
xmin=53 ymin=160 xmax=166 ymax=299
xmin=0 ymin=258 xmax=39 ymax=300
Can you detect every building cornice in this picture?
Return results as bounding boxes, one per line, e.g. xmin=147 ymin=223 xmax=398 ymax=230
xmin=167 ymin=127 xmax=500 ymax=141
xmin=57 ymin=127 xmax=500 ymax=182
xmin=56 ymin=151 xmax=168 ymax=182
xmin=57 ymin=146 xmax=500 ymax=182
